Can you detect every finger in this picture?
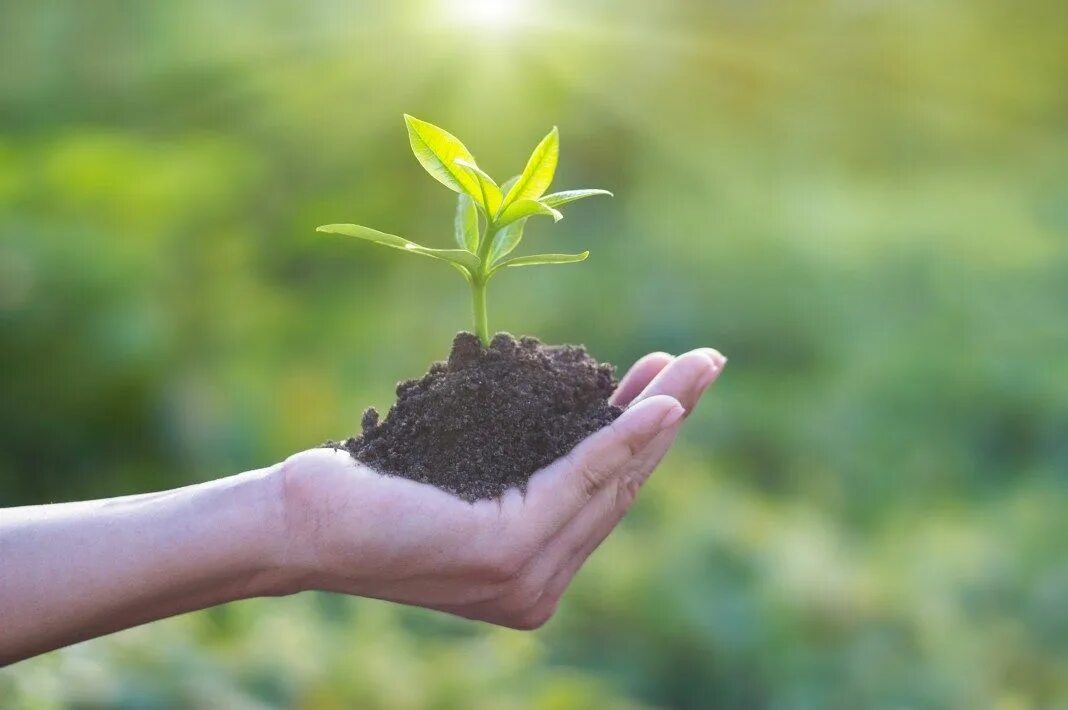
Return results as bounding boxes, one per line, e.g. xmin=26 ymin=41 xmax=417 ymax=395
xmin=550 ymin=423 xmax=679 ymax=566
xmin=549 ymin=422 xmax=680 ymax=570
xmin=436 ymin=410 xmax=688 ymax=629
xmin=429 ymin=428 xmax=671 ymax=630
xmin=453 ymin=352 xmax=728 ymax=626
xmin=628 ymin=348 xmax=725 ymax=414
xmin=522 ymin=394 xmax=685 ymax=536
xmin=518 ymin=423 xmax=682 ymax=607
xmin=532 ymin=479 xmax=651 ymax=617
xmin=610 ymin=352 xmax=673 ymax=407
xmin=532 ymin=352 xmax=728 ymax=601
xmin=697 ymin=347 xmax=728 ymax=370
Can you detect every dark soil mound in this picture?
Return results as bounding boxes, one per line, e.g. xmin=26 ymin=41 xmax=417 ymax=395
xmin=328 ymin=332 xmax=622 ymax=502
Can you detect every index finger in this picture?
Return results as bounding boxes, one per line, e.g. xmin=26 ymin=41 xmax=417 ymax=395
xmin=520 ymin=394 xmax=684 ymax=538
xmin=610 ymin=352 xmax=673 ymax=407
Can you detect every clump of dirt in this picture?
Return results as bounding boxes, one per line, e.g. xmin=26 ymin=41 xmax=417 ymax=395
xmin=327 ymin=332 xmax=621 ymax=502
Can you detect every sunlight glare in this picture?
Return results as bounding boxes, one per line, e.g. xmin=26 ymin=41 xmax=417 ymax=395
xmin=446 ymin=0 xmax=528 ymax=29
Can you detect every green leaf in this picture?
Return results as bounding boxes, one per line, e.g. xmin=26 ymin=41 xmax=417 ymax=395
xmin=454 ymin=193 xmax=479 ymax=252
xmin=502 ymin=127 xmax=559 ymax=208
xmin=496 ymin=198 xmax=563 ymax=228
xmin=455 ymin=159 xmax=503 ymax=217
xmin=492 ymin=251 xmax=590 ymax=272
xmin=317 ymin=223 xmax=481 ymax=272
xmin=403 ymin=114 xmax=480 ymax=196
xmin=540 ymin=189 xmax=613 ymax=209
xmin=488 ymin=218 xmax=527 ymax=266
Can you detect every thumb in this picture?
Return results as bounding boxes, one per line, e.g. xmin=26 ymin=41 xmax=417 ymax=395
xmin=524 ymin=395 xmax=684 ymax=532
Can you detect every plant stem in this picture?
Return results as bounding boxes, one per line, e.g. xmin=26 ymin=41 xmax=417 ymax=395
xmin=472 ymin=278 xmax=489 ymax=345
xmin=472 ymin=222 xmax=497 ymax=345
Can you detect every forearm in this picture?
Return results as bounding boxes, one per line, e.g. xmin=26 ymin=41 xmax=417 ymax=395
xmin=0 ymin=465 xmax=293 ymax=665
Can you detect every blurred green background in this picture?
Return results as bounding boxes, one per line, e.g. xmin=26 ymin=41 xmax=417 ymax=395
xmin=2 ymin=0 xmax=1067 ymax=707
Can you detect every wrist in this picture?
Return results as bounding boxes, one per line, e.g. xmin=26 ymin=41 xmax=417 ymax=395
xmin=269 ymin=448 xmax=384 ymax=597
xmin=247 ymin=462 xmax=318 ymax=597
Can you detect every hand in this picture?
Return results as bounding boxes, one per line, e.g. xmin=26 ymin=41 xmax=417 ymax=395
xmin=278 ymin=348 xmax=726 ymax=629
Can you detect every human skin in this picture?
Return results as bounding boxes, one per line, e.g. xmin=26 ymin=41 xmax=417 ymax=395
xmin=0 ymin=348 xmax=725 ymax=665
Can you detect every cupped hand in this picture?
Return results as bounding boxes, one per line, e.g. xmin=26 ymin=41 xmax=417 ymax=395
xmin=278 ymin=348 xmax=726 ymax=629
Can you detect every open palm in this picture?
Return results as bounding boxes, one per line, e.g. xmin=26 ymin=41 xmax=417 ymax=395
xmin=280 ymin=348 xmax=725 ymax=629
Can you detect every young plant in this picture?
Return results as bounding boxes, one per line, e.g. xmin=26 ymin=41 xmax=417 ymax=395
xmin=317 ymin=115 xmax=612 ymax=345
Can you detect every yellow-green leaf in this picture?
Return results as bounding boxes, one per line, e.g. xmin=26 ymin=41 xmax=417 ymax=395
xmin=455 ymin=159 xmax=503 ymax=217
xmin=496 ymin=198 xmax=562 ymax=228
xmin=454 ymin=193 xmax=479 ymax=252
xmin=540 ymin=189 xmax=613 ymax=208
xmin=403 ymin=114 xmax=480 ymax=196
xmin=502 ymin=127 xmax=558 ymax=208
xmin=488 ymin=218 xmax=527 ymax=266
xmin=493 ymin=251 xmax=590 ymax=272
xmin=316 ymin=223 xmax=481 ymax=272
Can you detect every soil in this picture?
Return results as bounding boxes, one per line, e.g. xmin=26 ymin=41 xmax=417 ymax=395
xmin=326 ymin=332 xmax=622 ymax=502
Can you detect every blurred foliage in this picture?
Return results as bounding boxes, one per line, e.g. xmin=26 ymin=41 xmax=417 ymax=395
xmin=1 ymin=0 xmax=1067 ymax=707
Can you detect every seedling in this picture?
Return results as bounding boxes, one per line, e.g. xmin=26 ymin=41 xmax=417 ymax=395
xmin=317 ymin=115 xmax=612 ymax=345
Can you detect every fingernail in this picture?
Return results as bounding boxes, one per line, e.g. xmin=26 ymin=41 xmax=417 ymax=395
xmin=697 ymin=357 xmax=725 ymax=390
xmin=699 ymin=348 xmax=728 ymax=369
xmin=659 ymin=404 xmax=686 ymax=429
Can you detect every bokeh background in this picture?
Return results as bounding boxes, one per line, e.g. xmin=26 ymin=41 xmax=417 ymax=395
xmin=2 ymin=0 xmax=1067 ymax=707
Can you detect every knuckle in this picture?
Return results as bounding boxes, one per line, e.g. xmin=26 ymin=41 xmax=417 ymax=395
xmin=607 ymin=415 xmax=648 ymax=459
xmin=615 ymin=476 xmax=641 ymax=510
xmin=580 ymin=463 xmax=602 ymax=498
xmin=572 ymin=455 xmax=609 ymax=499
xmin=621 ymin=432 xmax=644 ymax=459
xmin=561 ymin=447 xmax=604 ymax=500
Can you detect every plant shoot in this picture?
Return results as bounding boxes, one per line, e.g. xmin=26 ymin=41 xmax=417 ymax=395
xmin=317 ymin=115 xmax=612 ymax=344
